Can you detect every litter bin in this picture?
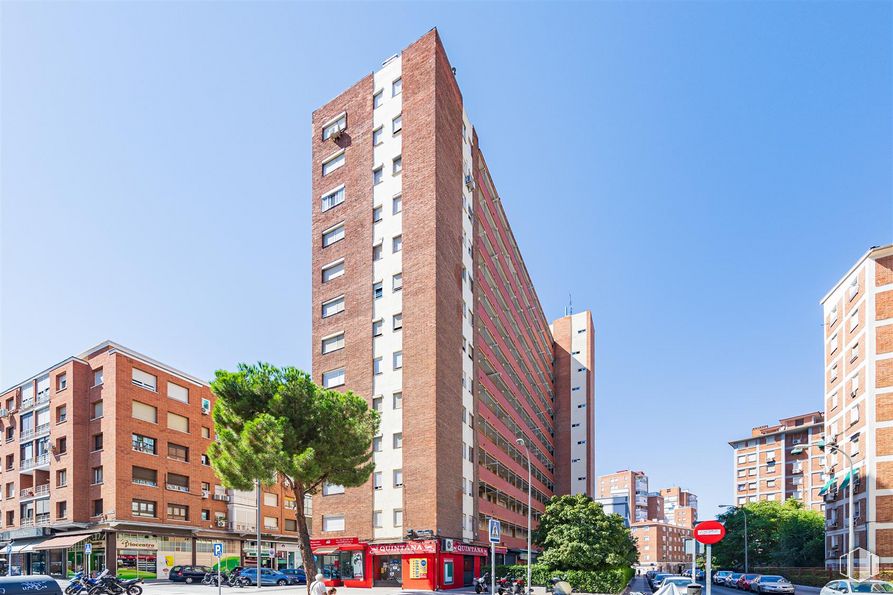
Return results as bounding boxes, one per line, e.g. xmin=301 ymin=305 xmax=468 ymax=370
xmin=686 ymin=584 xmax=702 ymax=595
xmin=0 ymin=575 xmax=63 ymax=594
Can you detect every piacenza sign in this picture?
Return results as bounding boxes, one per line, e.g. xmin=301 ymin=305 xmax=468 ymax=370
xmin=368 ymin=541 xmax=437 ymax=555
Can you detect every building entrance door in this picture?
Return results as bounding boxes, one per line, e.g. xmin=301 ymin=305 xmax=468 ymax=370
xmin=373 ymin=555 xmax=402 ymax=586
xmin=463 ymin=556 xmax=474 ymax=586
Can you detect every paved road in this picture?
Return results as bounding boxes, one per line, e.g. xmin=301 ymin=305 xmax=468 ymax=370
xmin=701 ymin=579 xmax=819 ymax=595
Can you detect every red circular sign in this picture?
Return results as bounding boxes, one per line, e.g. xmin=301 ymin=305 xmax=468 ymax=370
xmin=694 ymin=520 xmax=726 ymax=545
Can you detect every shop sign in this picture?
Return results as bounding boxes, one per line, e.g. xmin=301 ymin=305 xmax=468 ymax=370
xmin=369 ymin=540 xmax=437 ymax=555
xmin=116 ymin=535 xmax=158 ymax=551
xmin=453 ymin=543 xmax=488 ymax=556
xmin=310 ymin=537 xmax=359 ymax=548
xmin=409 ymin=558 xmax=428 ymax=579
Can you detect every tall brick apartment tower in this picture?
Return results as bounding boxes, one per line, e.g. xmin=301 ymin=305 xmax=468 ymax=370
xmin=821 ymin=244 xmax=893 ymax=568
xmin=310 ymin=29 xmax=596 ymax=589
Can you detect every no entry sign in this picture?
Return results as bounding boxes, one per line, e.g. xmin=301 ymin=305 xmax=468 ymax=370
xmin=694 ymin=520 xmax=726 ymax=545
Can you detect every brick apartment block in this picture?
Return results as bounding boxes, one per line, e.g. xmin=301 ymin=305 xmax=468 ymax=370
xmin=309 ymin=28 xmax=597 ymax=590
xmin=0 ymin=342 xmax=309 ymax=579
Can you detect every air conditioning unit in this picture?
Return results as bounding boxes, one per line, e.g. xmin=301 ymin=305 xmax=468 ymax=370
xmin=202 ymin=490 xmax=210 ymax=499
xmin=465 ymin=174 xmax=475 ymax=190
xmin=201 ymin=408 xmax=210 ymax=416
xmin=217 ymin=519 xmax=227 ymax=528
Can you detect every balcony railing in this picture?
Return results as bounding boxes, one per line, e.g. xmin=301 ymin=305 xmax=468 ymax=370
xmin=212 ymin=493 xmax=231 ymax=502
xmin=229 ymin=522 xmax=256 ymax=532
xmin=20 ymin=484 xmax=50 ymax=499
xmin=166 ymin=484 xmax=190 ymax=493
xmin=21 ymin=454 xmax=49 ymax=470
xmin=21 ymin=400 xmax=34 ymax=411
xmin=35 ymin=423 xmax=50 ymax=437
xmin=19 ymin=430 xmax=34 ymax=442
xmin=21 ymin=513 xmax=51 ymax=528
xmin=37 ymin=392 xmax=50 ymax=405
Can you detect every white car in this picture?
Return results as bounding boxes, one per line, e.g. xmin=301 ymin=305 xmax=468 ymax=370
xmin=820 ymin=580 xmax=893 ymax=595
xmin=656 ymin=577 xmax=697 ymax=592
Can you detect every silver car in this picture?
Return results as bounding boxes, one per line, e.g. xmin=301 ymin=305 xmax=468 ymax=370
xmin=821 ymin=580 xmax=893 ymax=595
xmin=752 ymin=576 xmax=795 ymax=594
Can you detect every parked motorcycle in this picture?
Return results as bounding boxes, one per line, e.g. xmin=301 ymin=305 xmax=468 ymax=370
xmin=512 ymin=576 xmax=527 ymax=595
xmin=66 ymin=569 xmax=108 ymax=595
xmin=475 ymin=572 xmax=490 ymax=593
xmin=86 ymin=573 xmax=143 ymax=595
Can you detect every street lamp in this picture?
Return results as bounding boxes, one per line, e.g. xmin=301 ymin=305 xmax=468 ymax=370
xmin=792 ymin=439 xmax=855 ymax=578
xmin=719 ymin=504 xmax=748 ymax=573
xmin=516 ymin=438 xmax=532 ymax=595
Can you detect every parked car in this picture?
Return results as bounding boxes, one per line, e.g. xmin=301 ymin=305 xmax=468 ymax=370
xmin=650 ymin=574 xmax=673 ymax=591
xmin=737 ymin=574 xmax=761 ymax=591
xmin=726 ymin=574 xmax=745 ymax=588
xmin=169 ymin=565 xmax=213 ymax=583
xmin=238 ymin=568 xmax=292 ymax=586
xmin=655 ymin=576 xmax=696 ymax=592
xmin=714 ymin=571 xmax=734 ymax=585
xmin=751 ymin=576 xmax=795 ymax=594
xmin=821 ymin=580 xmax=893 ymax=595
xmin=280 ymin=568 xmax=307 ymax=585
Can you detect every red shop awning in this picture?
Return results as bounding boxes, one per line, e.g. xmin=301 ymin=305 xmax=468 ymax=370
xmin=313 ymin=547 xmax=339 ymax=555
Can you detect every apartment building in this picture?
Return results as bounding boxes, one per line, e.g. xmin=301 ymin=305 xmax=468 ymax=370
xmin=0 ymin=341 xmax=309 ymax=579
xmin=598 ymin=471 xmax=649 ymax=524
xmin=310 ymin=29 xmax=596 ymax=590
xmin=659 ymin=487 xmax=697 ymax=528
xmin=630 ymin=521 xmax=693 ymax=573
xmin=728 ymin=412 xmax=825 ymax=511
xmin=820 ymin=245 xmax=893 ymax=568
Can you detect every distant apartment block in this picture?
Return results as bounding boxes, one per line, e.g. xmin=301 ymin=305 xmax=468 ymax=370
xmin=659 ymin=487 xmax=697 ymax=528
xmin=728 ymin=412 xmax=825 ymax=511
xmin=630 ymin=522 xmax=693 ymax=573
xmin=821 ymin=245 xmax=893 ymax=568
xmin=598 ymin=470 xmax=648 ymax=523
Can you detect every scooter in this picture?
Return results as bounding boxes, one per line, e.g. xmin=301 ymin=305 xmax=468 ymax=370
xmin=474 ymin=572 xmax=490 ymax=593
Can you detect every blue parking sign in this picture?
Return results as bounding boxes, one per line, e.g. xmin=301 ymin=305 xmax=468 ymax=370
xmin=488 ymin=519 xmax=501 ymax=543
xmin=213 ymin=543 xmax=223 ymax=558
xmin=84 ymin=543 xmax=92 ymax=555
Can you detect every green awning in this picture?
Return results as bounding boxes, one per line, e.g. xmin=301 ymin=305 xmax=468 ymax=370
xmin=838 ymin=469 xmax=860 ymax=490
xmin=819 ymin=475 xmax=837 ymax=495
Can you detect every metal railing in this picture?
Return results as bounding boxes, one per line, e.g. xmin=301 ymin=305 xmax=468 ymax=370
xmin=20 ymin=484 xmax=50 ymax=499
xmin=21 ymin=513 xmax=51 ymax=528
xmin=35 ymin=423 xmax=50 ymax=436
xmin=166 ymin=484 xmax=190 ymax=493
xmin=21 ymin=454 xmax=49 ymax=470
xmin=229 ymin=522 xmax=256 ymax=532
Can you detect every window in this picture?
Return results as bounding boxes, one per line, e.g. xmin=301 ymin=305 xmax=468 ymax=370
xmin=167 ymin=382 xmax=189 ymax=404
xmin=285 ymin=518 xmax=297 ymax=531
xmin=322 ymin=260 xmax=345 ymax=283
xmin=392 ymin=195 xmax=402 ymax=214
xmin=322 ymin=333 xmax=345 ymax=354
xmin=393 ymin=469 xmax=403 ymax=487
xmin=132 ymin=466 xmax=158 ymax=487
xmin=322 ymin=296 xmax=345 ymax=318
xmin=831 ymin=364 xmax=838 ymax=381
xmin=132 ymin=401 xmax=157 ymax=423
xmin=322 ymin=151 xmax=345 ymax=176
xmin=851 ymin=343 xmax=860 ymax=362
xmin=322 ymin=368 xmax=345 ymax=388
xmin=168 ymin=412 xmax=189 ymax=433
xmin=373 ymin=127 xmax=383 ymax=146
xmin=132 ymin=499 xmax=155 ymax=518
xmin=393 ymin=313 xmax=403 ymax=331
xmin=373 ymin=358 xmax=383 ymax=375
xmin=392 ymin=273 xmax=403 ymax=291
xmin=56 ymin=469 xmax=67 ymax=487
xmin=737 ymin=455 xmax=745 ymax=464
xmin=168 ymin=443 xmax=189 ymax=463
xmin=201 ymin=509 xmax=210 ymax=521
xmin=264 ymin=516 xmax=279 ymax=529
xmin=4 ymin=427 xmax=11 ymax=442
xmin=201 ymin=426 xmax=210 ymax=439
xmin=373 ymin=90 xmax=383 ymax=108
xmin=56 ymin=437 xmax=67 ymax=454
xmin=373 ymin=205 xmax=383 ymax=222
xmin=373 ymin=282 xmax=383 ymax=299
xmin=373 ymin=438 xmax=382 ymax=453
xmin=93 ymin=369 xmax=104 ymax=386
xmin=91 ymin=466 xmax=103 ymax=485
xmin=56 ymin=373 xmax=67 ymax=391
xmin=850 ymin=310 xmax=859 ymax=332
xmin=830 ymin=334 xmax=839 ymax=353
xmin=392 ymin=114 xmax=402 ymax=134
xmin=323 ymin=514 xmax=345 ymax=532
xmin=92 ymin=401 xmax=104 ymax=419
xmin=393 ymin=433 xmax=403 ymax=449
xmin=322 ymin=114 xmax=346 ymax=140
xmin=201 ymin=453 xmax=210 ymax=466
xmin=372 ymin=319 xmax=383 ymax=337
xmin=393 ymin=508 xmax=403 ymax=527
xmin=373 ymin=510 xmax=382 ymax=528
xmin=373 ymin=243 xmax=383 ymax=261
xmin=132 ymin=368 xmax=157 ymax=391
xmin=56 ymin=405 xmax=67 ymax=424
xmin=392 ymin=77 xmax=402 ymax=97
xmin=322 ymin=223 xmax=345 ymax=247
xmin=167 ymin=504 xmax=189 ymax=521
xmin=392 ymin=156 xmax=402 ymax=175
xmin=323 ymin=483 xmax=345 ymax=496
xmin=393 ymin=351 xmax=403 ymax=370
xmin=57 ymin=501 xmax=68 ymax=519
xmin=93 ymin=499 xmax=104 ymax=517
xmin=372 ymin=397 xmax=383 ymax=412
xmin=848 ymin=277 xmax=859 ymax=300
xmin=392 ymin=392 xmax=403 ymax=409
xmin=373 ymin=167 xmax=383 ymax=185
xmin=132 ymin=434 xmax=156 ymax=454
xmin=392 ymin=235 xmax=403 ymax=253
xmin=93 ymin=433 xmax=103 ymax=451
xmin=321 ymin=186 xmax=345 ymax=212
xmin=852 ymin=374 xmax=860 ymax=396
xmin=850 ymin=405 xmax=860 ymax=425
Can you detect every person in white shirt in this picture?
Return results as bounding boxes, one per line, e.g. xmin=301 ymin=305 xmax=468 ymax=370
xmin=310 ymin=574 xmax=327 ymax=595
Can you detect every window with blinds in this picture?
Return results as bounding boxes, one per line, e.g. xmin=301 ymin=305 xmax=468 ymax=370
xmin=132 ymin=401 xmax=157 ymax=424
xmin=167 ymin=412 xmax=189 ymax=433
xmin=167 ymin=382 xmax=189 ymax=403
xmin=132 ymin=368 xmax=157 ymax=391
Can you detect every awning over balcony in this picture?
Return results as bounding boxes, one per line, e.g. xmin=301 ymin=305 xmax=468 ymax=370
xmin=839 ymin=469 xmax=860 ymax=490
xmin=33 ymin=534 xmax=90 ymax=550
xmin=818 ymin=475 xmax=836 ymax=495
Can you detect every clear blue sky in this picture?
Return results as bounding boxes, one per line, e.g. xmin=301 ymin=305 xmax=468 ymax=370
xmin=2 ymin=1 xmax=891 ymax=520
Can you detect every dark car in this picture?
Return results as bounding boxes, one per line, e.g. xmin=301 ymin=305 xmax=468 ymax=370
xmin=737 ymin=575 xmax=761 ymax=591
xmin=169 ymin=565 xmax=213 ymax=583
xmin=280 ymin=568 xmax=307 ymax=584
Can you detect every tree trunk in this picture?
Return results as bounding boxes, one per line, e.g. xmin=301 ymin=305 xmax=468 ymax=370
xmin=292 ymin=482 xmax=318 ymax=595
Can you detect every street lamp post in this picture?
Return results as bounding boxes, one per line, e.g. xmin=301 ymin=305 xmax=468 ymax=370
xmin=792 ymin=439 xmax=855 ymax=578
xmin=719 ymin=505 xmax=748 ymax=573
xmin=516 ymin=438 xmax=532 ymax=595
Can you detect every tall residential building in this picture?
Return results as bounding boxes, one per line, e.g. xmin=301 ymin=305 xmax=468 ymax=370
xmin=630 ymin=521 xmax=693 ymax=573
xmin=0 ymin=341 xmax=310 ymax=579
xmin=821 ymin=245 xmax=893 ymax=568
xmin=659 ymin=487 xmax=698 ymax=528
xmin=310 ymin=29 xmax=596 ymax=590
xmin=598 ymin=470 xmax=649 ymax=523
xmin=728 ymin=412 xmax=825 ymax=511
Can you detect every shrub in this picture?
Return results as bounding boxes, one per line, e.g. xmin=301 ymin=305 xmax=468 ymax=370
xmin=482 ymin=564 xmax=633 ymax=593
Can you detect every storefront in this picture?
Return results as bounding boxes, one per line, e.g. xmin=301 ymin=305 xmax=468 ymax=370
xmin=367 ymin=539 xmax=485 ymax=591
xmin=310 ymin=537 xmax=371 ymax=588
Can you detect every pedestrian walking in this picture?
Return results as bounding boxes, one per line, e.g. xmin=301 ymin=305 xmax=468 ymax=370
xmin=310 ymin=574 xmax=328 ymax=595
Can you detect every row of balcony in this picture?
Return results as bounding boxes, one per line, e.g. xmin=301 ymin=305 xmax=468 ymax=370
xmin=19 ymin=484 xmax=50 ymax=499
xmin=20 ymin=392 xmax=51 ymax=412
xmin=20 ymin=454 xmax=49 ymax=471
xmin=19 ymin=424 xmax=51 ymax=443
xmin=21 ymin=513 xmax=51 ymax=528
